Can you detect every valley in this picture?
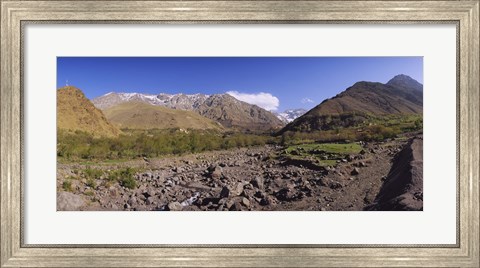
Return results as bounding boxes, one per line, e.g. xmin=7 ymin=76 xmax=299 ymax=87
xmin=57 ymin=133 xmax=422 ymax=211
xmin=57 ymin=74 xmax=424 ymax=211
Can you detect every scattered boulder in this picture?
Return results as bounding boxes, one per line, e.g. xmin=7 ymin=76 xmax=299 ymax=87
xmin=242 ymin=197 xmax=251 ymax=207
xmin=207 ymin=165 xmax=223 ymax=179
xmin=351 ymin=167 xmax=360 ymax=175
xmin=167 ymin=201 xmax=183 ymax=211
xmin=219 ymin=186 xmax=230 ymax=198
xmin=57 ymin=192 xmax=85 ymax=211
xmin=318 ymin=177 xmax=343 ymax=189
xmin=251 ymin=176 xmax=264 ymax=190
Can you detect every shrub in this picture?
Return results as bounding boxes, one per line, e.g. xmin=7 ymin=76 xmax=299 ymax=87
xmin=83 ymin=167 xmax=103 ymax=180
xmin=86 ymin=178 xmax=96 ymax=189
xmin=120 ymin=176 xmax=137 ymax=189
xmin=62 ymin=180 xmax=72 ymax=192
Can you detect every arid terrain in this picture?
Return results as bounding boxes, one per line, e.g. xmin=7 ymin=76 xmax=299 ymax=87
xmin=57 ymin=133 xmax=422 ymax=211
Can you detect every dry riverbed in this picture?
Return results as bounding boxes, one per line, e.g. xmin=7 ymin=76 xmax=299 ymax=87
xmin=57 ymin=135 xmax=422 ymax=211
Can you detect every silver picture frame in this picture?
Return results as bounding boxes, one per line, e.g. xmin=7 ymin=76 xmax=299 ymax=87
xmin=1 ymin=1 xmax=478 ymax=267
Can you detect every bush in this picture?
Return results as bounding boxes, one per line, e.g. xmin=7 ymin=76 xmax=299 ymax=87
xmin=120 ymin=176 xmax=137 ymax=189
xmin=106 ymin=167 xmax=137 ymax=189
xmin=86 ymin=178 xmax=96 ymax=189
xmin=62 ymin=180 xmax=72 ymax=192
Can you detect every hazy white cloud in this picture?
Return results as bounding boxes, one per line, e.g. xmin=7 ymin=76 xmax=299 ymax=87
xmin=301 ymin=98 xmax=314 ymax=104
xmin=226 ymin=91 xmax=279 ymax=111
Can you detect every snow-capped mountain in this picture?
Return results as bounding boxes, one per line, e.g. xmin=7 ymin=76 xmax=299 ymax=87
xmin=275 ymin=109 xmax=307 ymax=123
xmin=91 ymin=91 xmax=285 ymax=132
xmin=92 ymin=92 xmax=209 ymax=110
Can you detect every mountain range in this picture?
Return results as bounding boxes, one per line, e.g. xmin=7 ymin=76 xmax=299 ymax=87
xmin=92 ymin=92 xmax=284 ymax=132
xmin=280 ymin=75 xmax=423 ymax=133
xmin=58 ymin=74 xmax=423 ymax=136
xmin=275 ymin=109 xmax=308 ymax=123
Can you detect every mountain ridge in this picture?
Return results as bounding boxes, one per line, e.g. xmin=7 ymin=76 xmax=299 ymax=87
xmin=279 ymin=75 xmax=423 ymax=133
xmin=92 ymin=92 xmax=284 ymax=132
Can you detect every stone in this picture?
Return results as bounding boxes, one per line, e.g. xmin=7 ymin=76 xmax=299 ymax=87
xmin=209 ymin=165 xmax=223 ymax=179
xmin=275 ymin=188 xmax=296 ymax=201
xmin=219 ymin=186 xmax=230 ymax=198
xmin=351 ymin=168 xmax=360 ymax=175
xmin=167 ymin=201 xmax=183 ymax=211
xmin=251 ymin=176 xmax=264 ymax=190
xmin=127 ymin=196 xmax=137 ymax=206
xmin=242 ymin=197 xmax=251 ymax=207
xmin=318 ymin=178 xmax=343 ymax=189
xmin=57 ymin=192 xmax=85 ymax=211
xmin=146 ymin=197 xmax=155 ymax=205
xmin=232 ymin=183 xmax=244 ymax=196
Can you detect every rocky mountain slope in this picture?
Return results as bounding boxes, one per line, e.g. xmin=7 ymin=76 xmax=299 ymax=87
xmin=93 ymin=92 xmax=284 ymax=132
xmin=275 ymin=108 xmax=307 ymax=123
xmin=57 ymin=86 xmax=121 ymax=137
xmin=92 ymin=92 xmax=209 ymax=110
xmin=195 ymin=94 xmax=284 ymax=132
xmin=103 ymin=102 xmax=223 ymax=131
xmin=280 ymin=75 xmax=423 ymax=133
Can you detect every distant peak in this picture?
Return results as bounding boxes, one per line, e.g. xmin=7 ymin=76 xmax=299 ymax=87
xmin=387 ymin=74 xmax=423 ymax=91
xmin=387 ymin=74 xmax=418 ymax=84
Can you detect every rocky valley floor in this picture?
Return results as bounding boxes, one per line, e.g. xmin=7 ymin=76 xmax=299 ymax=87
xmin=57 ymin=135 xmax=423 ymax=211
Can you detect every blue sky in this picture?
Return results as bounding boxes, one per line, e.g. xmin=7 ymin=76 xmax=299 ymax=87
xmin=57 ymin=57 xmax=423 ymax=112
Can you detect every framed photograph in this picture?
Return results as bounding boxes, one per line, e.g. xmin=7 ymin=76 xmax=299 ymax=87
xmin=1 ymin=0 xmax=478 ymax=267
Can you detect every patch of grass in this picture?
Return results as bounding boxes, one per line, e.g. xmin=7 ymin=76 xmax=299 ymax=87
xmin=318 ymin=159 xmax=338 ymax=167
xmin=84 ymin=190 xmax=94 ymax=196
xmin=120 ymin=177 xmax=137 ymax=189
xmin=83 ymin=167 xmax=103 ymax=180
xmin=62 ymin=180 xmax=73 ymax=192
xmin=105 ymin=167 xmax=137 ymax=189
xmin=86 ymin=178 xmax=96 ymax=189
xmin=284 ymin=142 xmax=362 ymax=167
xmin=286 ymin=142 xmax=362 ymax=155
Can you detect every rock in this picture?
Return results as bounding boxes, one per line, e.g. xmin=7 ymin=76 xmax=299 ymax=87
xmin=318 ymin=178 xmax=343 ymax=189
xmin=208 ymin=165 xmax=223 ymax=179
xmin=275 ymin=188 xmax=296 ymax=201
xmin=172 ymin=167 xmax=183 ymax=173
xmin=219 ymin=186 xmax=230 ymax=198
xmin=146 ymin=197 xmax=155 ymax=205
xmin=242 ymin=197 xmax=251 ymax=207
xmin=251 ymin=176 xmax=264 ymax=190
xmin=260 ymin=196 xmax=273 ymax=206
xmin=167 ymin=201 xmax=183 ymax=211
xmin=127 ymin=196 xmax=137 ymax=206
xmin=229 ymin=201 xmax=243 ymax=211
xmin=346 ymin=155 xmax=355 ymax=162
xmin=57 ymin=192 xmax=85 ymax=211
xmin=351 ymin=167 xmax=360 ymax=175
xmin=232 ymin=183 xmax=244 ymax=196
xmin=359 ymin=149 xmax=366 ymax=155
